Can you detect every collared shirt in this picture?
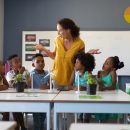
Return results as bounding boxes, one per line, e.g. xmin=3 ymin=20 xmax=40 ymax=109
xmin=30 ymin=69 xmax=50 ymax=89
xmin=6 ymin=69 xmax=29 ymax=82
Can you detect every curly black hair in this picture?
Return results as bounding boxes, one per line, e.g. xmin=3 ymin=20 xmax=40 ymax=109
xmin=110 ymin=56 xmax=124 ymax=70
xmin=73 ymin=52 xmax=95 ymax=72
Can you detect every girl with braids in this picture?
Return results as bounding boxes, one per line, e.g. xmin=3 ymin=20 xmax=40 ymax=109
xmin=97 ymin=56 xmax=124 ymax=91
xmin=95 ymin=56 xmax=124 ymax=123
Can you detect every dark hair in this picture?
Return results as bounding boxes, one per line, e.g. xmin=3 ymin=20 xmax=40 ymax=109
xmin=58 ymin=18 xmax=80 ymax=39
xmin=111 ymin=56 xmax=124 ymax=70
xmin=32 ymin=53 xmax=43 ymax=61
xmin=73 ymin=52 xmax=95 ymax=72
xmin=7 ymin=54 xmax=18 ymax=61
xmin=7 ymin=54 xmax=18 ymax=64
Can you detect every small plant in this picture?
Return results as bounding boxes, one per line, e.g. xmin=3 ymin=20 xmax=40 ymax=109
xmin=87 ymin=74 xmax=97 ymax=95
xmin=13 ymin=73 xmax=24 ymax=83
xmin=13 ymin=73 xmax=26 ymax=92
xmin=87 ymin=74 xmax=97 ymax=85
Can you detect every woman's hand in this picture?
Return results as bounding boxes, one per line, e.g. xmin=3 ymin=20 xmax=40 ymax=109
xmin=33 ymin=44 xmax=44 ymax=51
xmin=88 ymin=49 xmax=101 ymax=54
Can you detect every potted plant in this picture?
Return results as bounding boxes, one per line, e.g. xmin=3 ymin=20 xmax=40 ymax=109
xmin=13 ymin=73 xmax=26 ymax=92
xmin=87 ymin=74 xmax=97 ymax=95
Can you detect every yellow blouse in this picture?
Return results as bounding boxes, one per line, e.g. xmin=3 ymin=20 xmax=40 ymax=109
xmin=52 ymin=36 xmax=85 ymax=86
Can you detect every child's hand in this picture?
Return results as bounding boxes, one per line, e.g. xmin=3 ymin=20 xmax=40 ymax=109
xmin=68 ymin=85 xmax=74 ymax=90
xmin=18 ymin=66 xmax=25 ymax=74
xmin=99 ymin=86 xmax=104 ymax=91
xmin=40 ymin=85 xmax=49 ymax=90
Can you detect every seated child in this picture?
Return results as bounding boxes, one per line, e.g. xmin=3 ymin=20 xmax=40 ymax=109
xmin=69 ymin=52 xmax=95 ymax=122
xmin=97 ymin=56 xmax=124 ymax=91
xmin=0 ymin=61 xmax=9 ymax=121
xmin=6 ymin=54 xmax=30 ymax=88
xmin=0 ymin=61 xmax=9 ymax=90
xmin=95 ymin=56 xmax=124 ymax=122
xmin=69 ymin=52 xmax=95 ymax=91
xmin=31 ymin=53 xmax=50 ymax=130
xmin=6 ymin=54 xmax=29 ymax=130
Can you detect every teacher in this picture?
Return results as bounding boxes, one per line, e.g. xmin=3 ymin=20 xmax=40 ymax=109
xmin=34 ymin=18 xmax=100 ymax=88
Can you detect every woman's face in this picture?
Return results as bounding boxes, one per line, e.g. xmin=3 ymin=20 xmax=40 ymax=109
xmin=57 ymin=24 xmax=70 ymax=39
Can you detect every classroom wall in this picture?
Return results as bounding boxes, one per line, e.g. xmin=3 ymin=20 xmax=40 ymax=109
xmin=0 ymin=0 xmax=4 ymax=60
xmin=4 ymin=0 xmax=130 ymax=89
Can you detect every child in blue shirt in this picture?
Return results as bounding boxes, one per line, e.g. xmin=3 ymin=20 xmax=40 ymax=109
xmin=96 ymin=56 xmax=124 ymax=122
xmin=31 ymin=53 xmax=50 ymax=130
xmin=69 ymin=52 xmax=95 ymax=122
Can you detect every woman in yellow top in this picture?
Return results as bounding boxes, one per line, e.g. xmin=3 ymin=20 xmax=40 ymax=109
xmin=34 ymin=18 xmax=100 ymax=89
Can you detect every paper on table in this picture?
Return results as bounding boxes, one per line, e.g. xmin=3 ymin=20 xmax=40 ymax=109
xmin=16 ymin=93 xmax=41 ymax=97
xmin=79 ymin=95 xmax=102 ymax=99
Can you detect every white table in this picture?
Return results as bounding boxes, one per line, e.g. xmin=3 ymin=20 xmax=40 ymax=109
xmin=0 ymin=121 xmax=17 ymax=130
xmin=69 ymin=123 xmax=130 ymax=130
xmin=0 ymin=92 xmax=57 ymax=130
xmin=53 ymin=90 xmax=130 ymax=130
xmin=0 ymin=88 xmax=59 ymax=94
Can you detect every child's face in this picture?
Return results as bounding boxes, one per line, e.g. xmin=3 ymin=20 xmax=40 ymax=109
xmin=74 ymin=59 xmax=84 ymax=71
xmin=33 ymin=56 xmax=45 ymax=71
xmin=10 ymin=57 xmax=22 ymax=70
xmin=0 ymin=62 xmax=5 ymax=74
xmin=102 ymin=57 xmax=113 ymax=71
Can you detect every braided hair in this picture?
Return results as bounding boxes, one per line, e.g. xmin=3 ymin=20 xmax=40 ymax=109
xmin=111 ymin=56 xmax=124 ymax=70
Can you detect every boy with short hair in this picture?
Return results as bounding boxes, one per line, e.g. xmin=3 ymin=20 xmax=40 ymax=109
xmin=6 ymin=54 xmax=29 ymax=130
xmin=31 ymin=53 xmax=50 ymax=130
xmin=6 ymin=54 xmax=30 ymax=87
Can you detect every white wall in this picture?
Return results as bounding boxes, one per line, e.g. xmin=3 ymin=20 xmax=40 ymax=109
xmin=0 ymin=0 xmax=4 ymax=60
xmin=22 ymin=31 xmax=130 ymax=75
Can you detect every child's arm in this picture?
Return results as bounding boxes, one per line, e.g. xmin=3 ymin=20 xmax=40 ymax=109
xmin=24 ymin=73 xmax=31 ymax=88
xmin=40 ymin=85 xmax=49 ymax=90
xmin=103 ymin=70 xmax=117 ymax=90
xmin=0 ymin=85 xmax=8 ymax=91
xmin=99 ymin=71 xmax=117 ymax=91
xmin=0 ymin=76 xmax=9 ymax=91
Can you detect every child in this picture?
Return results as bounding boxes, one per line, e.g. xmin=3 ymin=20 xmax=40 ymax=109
xmin=31 ymin=53 xmax=50 ymax=130
xmin=69 ymin=52 xmax=95 ymax=123
xmin=95 ymin=56 xmax=124 ymax=123
xmin=6 ymin=54 xmax=30 ymax=88
xmin=69 ymin=52 xmax=95 ymax=91
xmin=0 ymin=61 xmax=9 ymax=90
xmin=6 ymin=54 xmax=28 ymax=130
xmin=0 ymin=61 xmax=10 ymax=121
xmin=97 ymin=56 xmax=124 ymax=91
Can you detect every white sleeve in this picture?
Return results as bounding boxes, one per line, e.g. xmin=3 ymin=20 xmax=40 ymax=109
xmin=6 ymin=71 xmax=14 ymax=82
